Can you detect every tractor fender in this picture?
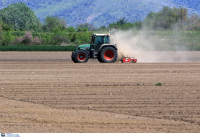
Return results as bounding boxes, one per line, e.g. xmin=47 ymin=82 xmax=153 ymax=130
xmin=99 ymin=44 xmax=118 ymax=52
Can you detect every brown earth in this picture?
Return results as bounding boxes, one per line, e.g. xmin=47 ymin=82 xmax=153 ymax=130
xmin=0 ymin=51 xmax=200 ymax=133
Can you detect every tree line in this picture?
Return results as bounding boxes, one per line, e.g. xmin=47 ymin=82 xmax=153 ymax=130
xmin=0 ymin=2 xmax=200 ymax=46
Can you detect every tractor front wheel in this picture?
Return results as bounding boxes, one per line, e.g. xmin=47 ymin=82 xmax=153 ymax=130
xmin=71 ymin=52 xmax=77 ymax=63
xmin=99 ymin=47 xmax=118 ymax=63
xmin=73 ymin=50 xmax=89 ymax=63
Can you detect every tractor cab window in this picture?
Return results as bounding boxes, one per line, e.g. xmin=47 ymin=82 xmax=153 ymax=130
xmin=94 ymin=36 xmax=104 ymax=51
xmin=95 ymin=36 xmax=104 ymax=44
xmin=105 ymin=36 xmax=110 ymax=44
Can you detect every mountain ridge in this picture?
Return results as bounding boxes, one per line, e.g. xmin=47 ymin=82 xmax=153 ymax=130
xmin=0 ymin=0 xmax=200 ymax=27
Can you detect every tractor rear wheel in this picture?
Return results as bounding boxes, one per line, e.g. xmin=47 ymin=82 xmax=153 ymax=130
xmin=99 ymin=47 xmax=118 ymax=63
xmin=74 ymin=50 xmax=89 ymax=63
xmin=97 ymin=54 xmax=102 ymax=62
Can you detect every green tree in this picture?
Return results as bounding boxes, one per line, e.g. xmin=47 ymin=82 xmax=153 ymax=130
xmin=67 ymin=26 xmax=76 ymax=32
xmin=187 ymin=14 xmax=200 ymax=31
xmin=77 ymin=23 xmax=90 ymax=29
xmin=77 ymin=27 xmax=88 ymax=32
xmin=117 ymin=18 xmax=128 ymax=26
xmin=0 ymin=19 xmax=3 ymax=44
xmin=0 ymin=18 xmax=13 ymax=31
xmin=0 ymin=26 xmax=3 ymax=44
xmin=175 ymin=7 xmax=188 ymax=23
xmin=2 ymin=31 xmax=13 ymax=45
xmin=1 ymin=23 xmax=14 ymax=31
xmin=173 ymin=7 xmax=188 ymax=29
xmin=43 ymin=16 xmax=66 ymax=32
xmin=0 ymin=2 xmax=40 ymax=31
xmin=77 ymin=23 xmax=96 ymax=31
xmin=134 ymin=21 xmax=142 ymax=30
xmin=108 ymin=18 xmax=135 ymax=30
xmin=144 ymin=12 xmax=157 ymax=29
xmin=159 ymin=6 xmax=179 ymax=29
xmin=144 ymin=6 xmax=184 ymax=30
xmin=52 ymin=27 xmax=62 ymax=35
xmin=98 ymin=26 xmax=107 ymax=31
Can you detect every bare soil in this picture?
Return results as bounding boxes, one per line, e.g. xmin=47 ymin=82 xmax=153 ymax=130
xmin=0 ymin=51 xmax=200 ymax=133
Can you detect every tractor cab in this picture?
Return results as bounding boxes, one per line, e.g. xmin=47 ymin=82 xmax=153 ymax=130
xmin=90 ymin=34 xmax=111 ymax=51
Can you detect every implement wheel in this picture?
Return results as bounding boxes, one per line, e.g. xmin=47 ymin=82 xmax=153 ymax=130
xmin=99 ymin=47 xmax=118 ymax=63
xmin=74 ymin=50 xmax=89 ymax=63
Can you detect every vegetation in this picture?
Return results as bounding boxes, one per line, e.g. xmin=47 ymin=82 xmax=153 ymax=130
xmin=0 ymin=46 xmax=76 ymax=51
xmin=0 ymin=2 xmax=200 ymax=51
xmin=43 ymin=16 xmax=66 ymax=32
xmin=155 ymin=82 xmax=162 ymax=86
xmin=143 ymin=6 xmax=200 ymax=31
xmin=0 ymin=2 xmax=40 ymax=31
xmin=107 ymin=18 xmax=142 ymax=30
xmin=0 ymin=23 xmax=3 ymax=43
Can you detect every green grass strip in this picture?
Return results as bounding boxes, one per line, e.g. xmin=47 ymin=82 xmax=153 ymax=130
xmin=0 ymin=46 xmax=76 ymax=51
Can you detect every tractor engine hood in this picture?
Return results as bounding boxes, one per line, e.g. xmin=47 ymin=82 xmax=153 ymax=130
xmin=76 ymin=44 xmax=90 ymax=51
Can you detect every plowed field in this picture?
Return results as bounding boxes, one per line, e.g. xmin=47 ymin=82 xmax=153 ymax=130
xmin=0 ymin=51 xmax=200 ymax=133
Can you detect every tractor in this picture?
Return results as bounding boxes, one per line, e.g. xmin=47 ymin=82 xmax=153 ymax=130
xmin=71 ymin=34 xmax=118 ymax=63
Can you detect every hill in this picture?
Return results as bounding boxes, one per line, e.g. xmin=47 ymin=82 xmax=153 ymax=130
xmin=0 ymin=0 xmax=200 ymax=27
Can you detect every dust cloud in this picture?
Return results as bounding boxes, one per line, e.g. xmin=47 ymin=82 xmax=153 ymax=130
xmin=110 ymin=30 xmax=196 ymax=63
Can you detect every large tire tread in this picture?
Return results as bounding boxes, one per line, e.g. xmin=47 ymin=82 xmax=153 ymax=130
xmin=74 ymin=50 xmax=89 ymax=63
xmin=71 ymin=52 xmax=77 ymax=63
xmin=99 ymin=47 xmax=118 ymax=63
xmin=97 ymin=54 xmax=102 ymax=62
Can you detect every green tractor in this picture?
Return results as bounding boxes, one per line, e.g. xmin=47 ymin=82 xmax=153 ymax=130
xmin=71 ymin=34 xmax=118 ymax=63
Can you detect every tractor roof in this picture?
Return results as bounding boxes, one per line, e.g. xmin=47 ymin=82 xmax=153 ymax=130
xmin=93 ymin=34 xmax=111 ymax=36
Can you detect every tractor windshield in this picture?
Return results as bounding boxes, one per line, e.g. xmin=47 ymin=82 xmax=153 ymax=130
xmin=95 ymin=36 xmax=104 ymax=44
xmin=105 ymin=36 xmax=110 ymax=43
xmin=94 ymin=36 xmax=110 ymax=44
